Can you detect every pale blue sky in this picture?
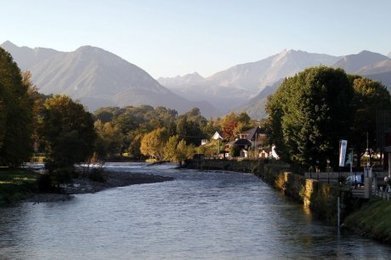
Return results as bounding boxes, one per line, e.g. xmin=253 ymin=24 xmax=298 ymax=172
xmin=0 ymin=0 xmax=390 ymax=78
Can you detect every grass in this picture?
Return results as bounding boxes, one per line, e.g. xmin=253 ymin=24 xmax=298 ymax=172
xmin=344 ymin=199 xmax=391 ymax=244
xmin=0 ymin=169 xmax=39 ymax=206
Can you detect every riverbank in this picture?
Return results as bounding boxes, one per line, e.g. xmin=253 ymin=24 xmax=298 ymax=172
xmin=0 ymin=169 xmax=39 ymax=206
xmin=183 ymin=159 xmax=391 ymax=245
xmin=343 ymin=199 xmax=391 ymax=243
xmin=2 ymin=169 xmax=173 ymax=205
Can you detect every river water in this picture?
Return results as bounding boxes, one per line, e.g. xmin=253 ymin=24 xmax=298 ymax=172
xmin=0 ymin=163 xmax=390 ymax=259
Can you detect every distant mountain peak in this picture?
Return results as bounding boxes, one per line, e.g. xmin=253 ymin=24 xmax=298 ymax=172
xmin=182 ymin=72 xmax=204 ymax=79
xmin=1 ymin=40 xmax=17 ymax=48
xmin=334 ymin=50 xmax=390 ymax=73
xmin=1 ymin=41 xmax=208 ymax=114
xmin=358 ymin=50 xmax=382 ymax=55
xmin=171 ymin=72 xmax=204 ymax=79
xmin=279 ymin=49 xmax=308 ymax=56
xmin=74 ymin=45 xmax=110 ymax=56
xmin=76 ymin=45 xmax=101 ymax=51
xmin=158 ymin=72 xmax=206 ymax=90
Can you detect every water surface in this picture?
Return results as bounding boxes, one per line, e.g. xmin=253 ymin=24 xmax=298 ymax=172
xmin=0 ymin=163 xmax=389 ymax=259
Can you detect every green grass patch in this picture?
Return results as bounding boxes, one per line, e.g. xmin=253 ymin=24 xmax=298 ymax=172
xmin=344 ymin=199 xmax=391 ymax=244
xmin=0 ymin=169 xmax=39 ymax=206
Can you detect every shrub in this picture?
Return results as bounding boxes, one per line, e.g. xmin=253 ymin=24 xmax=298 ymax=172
xmin=37 ymin=174 xmax=53 ymax=192
xmin=88 ymin=169 xmax=106 ymax=183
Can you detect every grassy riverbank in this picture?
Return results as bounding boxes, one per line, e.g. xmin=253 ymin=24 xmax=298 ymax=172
xmin=344 ymin=199 xmax=391 ymax=243
xmin=0 ymin=169 xmax=39 ymax=206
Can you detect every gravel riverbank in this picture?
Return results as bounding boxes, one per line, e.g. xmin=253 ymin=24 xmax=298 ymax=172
xmin=25 ymin=171 xmax=174 ymax=203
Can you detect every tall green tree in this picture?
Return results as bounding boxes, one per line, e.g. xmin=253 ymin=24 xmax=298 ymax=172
xmin=164 ymin=135 xmax=194 ymax=165
xmin=41 ymin=95 xmax=96 ymax=170
xmin=176 ymin=115 xmax=205 ymax=146
xmin=22 ymin=71 xmax=47 ymax=154
xmin=349 ymin=76 xmax=391 ymax=162
xmin=266 ymin=67 xmax=353 ymax=170
xmin=0 ymin=48 xmax=33 ymax=166
xmin=94 ymin=120 xmax=123 ymax=159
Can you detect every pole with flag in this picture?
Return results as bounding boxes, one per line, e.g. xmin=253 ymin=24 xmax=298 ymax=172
xmin=339 ymin=140 xmax=348 ymax=167
xmin=346 ymin=149 xmax=353 ymax=173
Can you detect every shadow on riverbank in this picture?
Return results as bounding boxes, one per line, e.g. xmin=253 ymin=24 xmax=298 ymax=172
xmin=24 ymin=170 xmax=174 ymax=203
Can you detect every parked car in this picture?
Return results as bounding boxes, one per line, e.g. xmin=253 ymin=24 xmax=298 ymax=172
xmin=346 ymin=174 xmax=364 ymax=186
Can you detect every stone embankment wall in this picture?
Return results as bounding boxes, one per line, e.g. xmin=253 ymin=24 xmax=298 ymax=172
xmin=184 ymin=159 xmax=348 ymax=224
xmin=185 ymin=159 xmax=391 ymax=244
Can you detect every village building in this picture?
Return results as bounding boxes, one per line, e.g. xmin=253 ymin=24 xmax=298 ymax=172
xmin=223 ymin=126 xmax=278 ymax=159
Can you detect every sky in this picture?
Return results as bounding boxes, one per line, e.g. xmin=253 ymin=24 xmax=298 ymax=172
xmin=0 ymin=0 xmax=390 ymax=78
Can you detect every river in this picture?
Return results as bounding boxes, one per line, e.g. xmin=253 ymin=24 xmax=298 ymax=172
xmin=0 ymin=162 xmax=390 ymax=259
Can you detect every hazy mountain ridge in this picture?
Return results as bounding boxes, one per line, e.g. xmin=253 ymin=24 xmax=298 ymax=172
xmin=1 ymin=41 xmax=60 ymax=69
xmin=233 ymin=81 xmax=282 ymax=119
xmin=333 ymin=50 xmax=390 ymax=73
xmin=160 ymin=49 xmax=391 ymax=118
xmin=2 ymin=41 xmax=391 ymax=119
xmin=237 ymin=51 xmax=391 ymax=118
xmin=159 ymin=50 xmax=340 ymax=114
xmin=0 ymin=41 xmax=221 ymax=116
xmin=158 ymin=72 xmax=205 ymax=89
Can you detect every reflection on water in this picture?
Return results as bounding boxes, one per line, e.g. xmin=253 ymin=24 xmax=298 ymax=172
xmin=0 ymin=163 xmax=390 ymax=259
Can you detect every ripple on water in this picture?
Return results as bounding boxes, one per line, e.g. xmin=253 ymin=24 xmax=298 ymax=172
xmin=0 ymin=163 xmax=390 ymax=259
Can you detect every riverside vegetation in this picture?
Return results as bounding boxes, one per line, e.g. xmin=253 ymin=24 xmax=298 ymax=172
xmin=1 ymin=43 xmax=391 ymax=246
xmin=0 ymin=169 xmax=38 ymax=206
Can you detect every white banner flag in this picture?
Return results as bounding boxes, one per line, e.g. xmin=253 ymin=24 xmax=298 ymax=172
xmin=339 ymin=140 xmax=348 ymax=167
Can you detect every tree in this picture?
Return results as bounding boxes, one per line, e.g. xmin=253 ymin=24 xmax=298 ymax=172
xmin=0 ymin=82 xmax=6 ymax=150
xmin=220 ymin=112 xmax=238 ymax=140
xmin=0 ymin=48 xmax=33 ymax=166
xmin=176 ymin=116 xmax=205 ymax=146
xmin=22 ymin=71 xmax=47 ymax=154
xmin=218 ymin=112 xmax=253 ymax=140
xmin=41 ymin=95 xmax=96 ymax=171
xmin=163 ymin=135 xmax=195 ymax=165
xmin=349 ymin=76 xmax=391 ymax=163
xmin=176 ymin=139 xmax=195 ymax=166
xmin=140 ymin=128 xmax=168 ymax=161
xmin=266 ymin=67 xmax=353 ymax=170
xmin=94 ymin=120 xmax=123 ymax=159
xmin=164 ymin=135 xmax=180 ymax=162
xmin=127 ymin=131 xmax=145 ymax=159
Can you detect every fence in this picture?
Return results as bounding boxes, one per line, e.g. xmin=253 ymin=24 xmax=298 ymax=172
xmin=373 ymin=189 xmax=391 ymax=200
xmin=305 ymin=171 xmax=390 ymax=200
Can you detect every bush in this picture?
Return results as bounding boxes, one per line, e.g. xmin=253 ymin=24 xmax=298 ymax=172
xmin=37 ymin=174 xmax=53 ymax=192
xmin=88 ymin=169 xmax=106 ymax=183
xmin=52 ymin=167 xmax=74 ymax=184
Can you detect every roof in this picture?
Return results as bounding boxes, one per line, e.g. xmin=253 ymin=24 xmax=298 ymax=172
xmin=241 ymin=126 xmax=265 ymax=140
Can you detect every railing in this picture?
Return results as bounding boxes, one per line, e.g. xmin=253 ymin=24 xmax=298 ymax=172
xmin=304 ymin=172 xmax=356 ymax=183
xmin=351 ymin=188 xmax=366 ymax=199
xmin=372 ymin=189 xmax=391 ymax=201
xmin=305 ymin=171 xmax=390 ymax=200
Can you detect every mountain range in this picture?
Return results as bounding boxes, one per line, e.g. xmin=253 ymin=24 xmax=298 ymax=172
xmin=1 ymin=41 xmax=390 ymax=119
xmin=0 ymin=41 xmax=218 ymax=116
xmin=159 ymin=50 xmax=391 ymax=118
